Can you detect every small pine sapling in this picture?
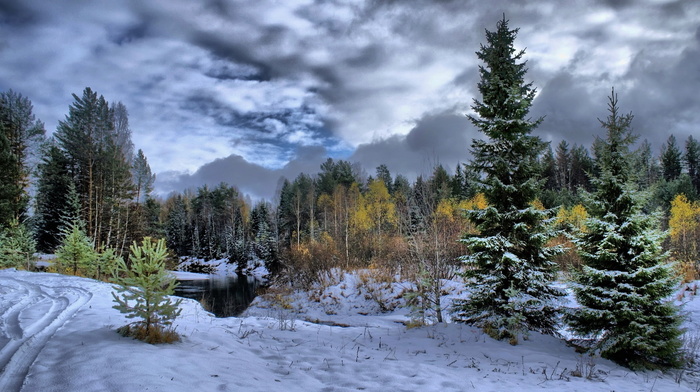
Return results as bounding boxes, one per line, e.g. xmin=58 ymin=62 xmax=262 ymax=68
xmin=112 ymin=237 xmax=182 ymax=344
xmin=404 ymin=267 xmax=430 ymax=327
xmin=54 ymin=220 xmax=96 ymax=276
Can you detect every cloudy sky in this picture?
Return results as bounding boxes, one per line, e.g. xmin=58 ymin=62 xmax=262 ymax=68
xmin=1 ymin=0 xmax=699 ymax=200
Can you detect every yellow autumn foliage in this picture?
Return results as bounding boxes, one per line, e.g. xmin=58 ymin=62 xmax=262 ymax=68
xmin=364 ymin=179 xmax=398 ymax=234
xmin=669 ymin=194 xmax=699 ymax=241
xmin=435 ymin=198 xmax=458 ymax=222
xmin=530 ymin=199 xmax=545 ymax=211
xmin=669 ymin=194 xmax=700 ymax=281
xmin=458 ymin=193 xmax=488 ymax=211
xmin=350 ymin=193 xmax=372 ymax=233
xmin=556 ymin=204 xmax=588 ymax=231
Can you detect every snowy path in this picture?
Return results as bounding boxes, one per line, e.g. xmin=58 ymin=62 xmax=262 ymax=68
xmin=0 ymin=275 xmax=91 ymax=392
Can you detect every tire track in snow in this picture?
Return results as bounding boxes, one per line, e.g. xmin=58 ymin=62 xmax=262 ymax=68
xmin=0 ymin=277 xmax=92 ymax=392
xmin=0 ymin=280 xmax=39 ymax=340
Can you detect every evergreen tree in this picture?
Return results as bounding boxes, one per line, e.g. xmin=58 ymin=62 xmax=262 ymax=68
xmin=411 ymin=175 xmax=430 ymax=228
xmin=540 ymin=145 xmax=558 ymax=191
xmin=111 ymin=102 xmax=135 ymax=164
xmin=95 ymin=246 xmax=121 ymax=282
xmin=428 ymin=165 xmax=451 ymax=203
xmin=0 ymin=90 xmax=46 ymax=224
xmin=393 ymin=174 xmax=412 ymax=236
xmin=277 ymin=179 xmax=295 ymax=247
xmin=132 ymin=149 xmax=155 ymax=204
xmin=450 ymin=163 xmax=474 ymax=200
xmin=227 ymin=206 xmax=247 ymax=265
xmin=250 ymin=202 xmax=278 ymax=271
xmin=0 ymin=219 xmax=36 ymax=270
xmin=661 ymin=134 xmax=682 ymax=182
xmin=453 ymin=16 xmax=563 ymax=342
xmin=632 ymin=139 xmax=660 ymax=189
xmin=316 ymin=158 xmax=356 ymax=196
xmin=570 ymin=144 xmax=595 ymax=192
xmin=34 ymin=143 xmax=76 ymax=252
xmin=130 ymin=149 xmax=156 ymax=244
xmin=112 ymin=237 xmax=182 ymax=343
xmin=143 ymin=196 xmax=164 ymax=239
xmin=566 ymin=89 xmax=682 ymax=369
xmin=0 ymin=130 xmax=21 ymax=227
xmin=555 ymin=140 xmax=571 ymax=191
xmin=375 ymin=164 xmax=393 ymax=195
xmin=164 ymin=194 xmax=191 ymax=256
xmin=54 ymin=220 xmax=97 ymax=276
xmin=686 ymin=135 xmax=700 ymax=195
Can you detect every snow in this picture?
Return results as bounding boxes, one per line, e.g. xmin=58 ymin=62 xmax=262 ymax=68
xmin=170 ymin=270 xmax=211 ymax=280
xmin=1 ymin=268 xmax=699 ymax=391
xmin=176 ymin=256 xmax=270 ymax=280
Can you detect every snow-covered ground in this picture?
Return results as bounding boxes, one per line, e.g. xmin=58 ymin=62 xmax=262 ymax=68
xmin=177 ymin=256 xmax=269 ymax=280
xmin=1 ymin=268 xmax=699 ymax=392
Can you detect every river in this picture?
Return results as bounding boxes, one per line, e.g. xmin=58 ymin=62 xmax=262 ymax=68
xmin=173 ymin=274 xmax=261 ymax=317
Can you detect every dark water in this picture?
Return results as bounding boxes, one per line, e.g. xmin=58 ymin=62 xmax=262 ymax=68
xmin=173 ymin=274 xmax=260 ymax=317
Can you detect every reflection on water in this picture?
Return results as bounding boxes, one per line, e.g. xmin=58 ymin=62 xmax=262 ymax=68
xmin=174 ymin=274 xmax=260 ymax=318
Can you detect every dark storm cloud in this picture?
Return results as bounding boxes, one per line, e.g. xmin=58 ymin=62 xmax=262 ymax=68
xmin=0 ymin=1 xmax=38 ymax=26
xmin=623 ymin=28 xmax=700 ymax=143
xmin=530 ymin=71 xmax=603 ymax=147
xmin=189 ymin=32 xmax=276 ymax=82
xmin=184 ymin=90 xmax=326 ymax=150
xmin=159 ymin=146 xmax=328 ymax=200
xmin=350 ymin=112 xmax=475 ymax=179
xmin=107 ymin=21 xmax=150 ymax=46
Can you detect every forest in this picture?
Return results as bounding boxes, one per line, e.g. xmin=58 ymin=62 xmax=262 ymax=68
xmin=1 ymin=86 xmax=698 ymax=283
xmin=1 ymin=16 xmax=699 ymax=370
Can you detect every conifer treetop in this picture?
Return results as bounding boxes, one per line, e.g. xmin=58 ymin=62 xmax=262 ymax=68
xmin=594 ymin=88 xmax=636 ymax=178
xmin=470 ymin=15 xmax=541 ymax=138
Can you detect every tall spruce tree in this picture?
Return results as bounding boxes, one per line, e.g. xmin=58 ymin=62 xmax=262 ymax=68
xmin=132 ymin=149 xmax=155 ymax=204
xmin=566 ymin=89 xmax=682 ymax=369
xmin=555 ymin=140 xmax=572 ymax=191
xmin=34 ymin=143 xmax=77 ymax=252
xmin=0 ymin=90 xmax=45 ymax=225
xmin=453 ymin=16 xmax=563 ymax=342
xmin=570 ymin=144 xmax=595 ymax=191
xmin=661 ymin=134 xmax=682 ymax=182
xmin=633 ymin=139 xmax=660 ymax=189
xmin=686 ymin=135 xmax=700 ymax=195
xmin=0 ymin=130 xmax=21 ymax=227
